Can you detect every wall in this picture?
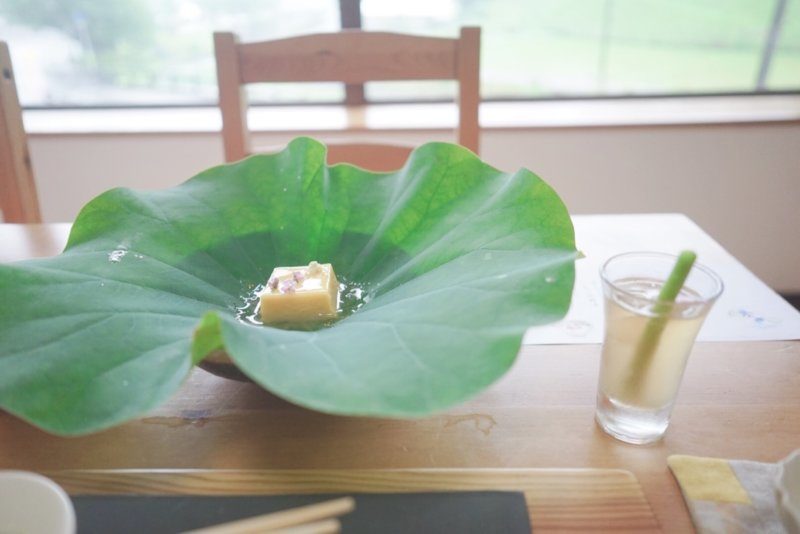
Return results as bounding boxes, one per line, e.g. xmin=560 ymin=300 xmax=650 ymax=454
xmin=27 ymin=122 xmax=800 ymax=292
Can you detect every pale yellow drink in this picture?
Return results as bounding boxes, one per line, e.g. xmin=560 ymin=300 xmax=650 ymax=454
xmin=599 ymin=278 xmax=706 ymax=410
xmin=595 ymin=253 xmax=723 ymax=445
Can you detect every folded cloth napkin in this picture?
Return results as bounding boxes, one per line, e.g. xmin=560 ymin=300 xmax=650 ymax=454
xmin=668 ymin=454 xmax=787 ymax=533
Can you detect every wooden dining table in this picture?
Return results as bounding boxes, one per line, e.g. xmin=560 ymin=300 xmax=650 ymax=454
xmin=1 ymin=219 xmax=798 ymax=533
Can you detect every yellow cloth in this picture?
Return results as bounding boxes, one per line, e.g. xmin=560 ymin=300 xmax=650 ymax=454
xmin=668 ymin=455 xmax=751 ymax=504
xmin=667 ymin=454 xmax=785 ymax=534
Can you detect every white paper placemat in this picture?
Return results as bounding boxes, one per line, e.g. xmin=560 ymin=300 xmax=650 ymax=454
xmin=524 ymin=213 xmax=800 ymax=344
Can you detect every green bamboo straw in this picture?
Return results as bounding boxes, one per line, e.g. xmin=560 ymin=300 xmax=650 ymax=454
xmin=624 ymin=250 xmax=697 ymax=399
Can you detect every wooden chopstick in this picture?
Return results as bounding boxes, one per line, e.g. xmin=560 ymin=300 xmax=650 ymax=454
xmin=183 ymin=496 xmax=355 ymax=534
xmin=271 ymin=518 xmax=341 ymax=534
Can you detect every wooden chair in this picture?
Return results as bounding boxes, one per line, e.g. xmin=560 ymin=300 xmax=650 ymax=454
xmin=0 ymin=41 xmax=41 ymax=223
xmin=214 ymin=28 xmax=480 ymax=171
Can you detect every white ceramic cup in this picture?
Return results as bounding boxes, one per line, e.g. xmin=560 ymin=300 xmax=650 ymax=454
xmin=778 ymin=449 xmax=800 ymax=534
xmin=0 ymin=471 xmax=76 ymax=534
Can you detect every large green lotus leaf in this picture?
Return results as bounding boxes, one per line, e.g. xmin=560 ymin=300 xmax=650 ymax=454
xmin=0 ymin=137 xmax=577 ymax=435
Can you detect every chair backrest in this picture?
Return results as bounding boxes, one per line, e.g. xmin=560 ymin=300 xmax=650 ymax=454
xmin=214 ymin=28 xmax=480 ymax=171
xmin=0 ymin=41 xmax=41 ymax=223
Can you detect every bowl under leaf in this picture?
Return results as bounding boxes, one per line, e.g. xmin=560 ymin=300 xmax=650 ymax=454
xmin=0 ymin=137 xmax=577 ymax=435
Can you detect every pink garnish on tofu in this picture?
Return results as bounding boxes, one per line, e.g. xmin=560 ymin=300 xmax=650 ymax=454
xmin=279 ymin=279 xmax=296 ymax=293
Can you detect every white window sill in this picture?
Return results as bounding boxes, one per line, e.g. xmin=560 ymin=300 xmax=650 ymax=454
xmin=23 ymin=94 xmax=800 ymax=135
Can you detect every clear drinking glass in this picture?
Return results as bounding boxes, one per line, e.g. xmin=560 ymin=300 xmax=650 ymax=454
xmin=595 ymin=252 xmax=724 ymax=444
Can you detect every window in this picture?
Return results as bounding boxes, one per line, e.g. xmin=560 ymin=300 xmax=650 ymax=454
xmin=2 ymin=0 xmax=798 ymax=108
xmin=2 ymin=0 xmax=342 ymax=107
xmin=363 ymin=0 xmax=800 ymax=100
